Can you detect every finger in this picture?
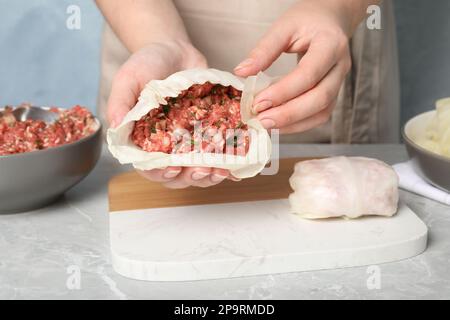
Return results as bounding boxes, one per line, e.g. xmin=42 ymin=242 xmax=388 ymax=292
xmin=137 ymin=166 xmax=182 ymax=182
xmin=223 ymin=170 xmax=242 ymax=182
xmin=107 ymin=69 xmax=140 ymax=128
xmin=163 ymin=167 xmax=212 ymax=189
xmin=257 ymin=63 xmax=345 ymax=129
xmin=227 ymin=175 xmax=242 ymax=182
xmin=234 ymin=23 xmax=293 ymax=77
xmin=190 ymin=168 xmax=230 ymax=188
xmin=192 ymin=174 xmax=223 ymax=188
xmin=279 ymin=102 xmax=336 ymax=135
xmin=209 ymin=168 xmax=229 ymax=184
xmin=253 ymin=35 xmax=341 ymax=112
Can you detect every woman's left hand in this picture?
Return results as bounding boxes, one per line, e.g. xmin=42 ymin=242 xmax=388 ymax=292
xmin=234 ymin=0 xmax=353 ymax=134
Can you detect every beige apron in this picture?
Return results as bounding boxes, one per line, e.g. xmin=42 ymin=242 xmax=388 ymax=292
xmin=98 ymin=0 xmax=400 ymax=143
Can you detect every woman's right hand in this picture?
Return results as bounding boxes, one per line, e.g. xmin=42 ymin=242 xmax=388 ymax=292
xmin=107 ymin=41 xmax=235 ymax=189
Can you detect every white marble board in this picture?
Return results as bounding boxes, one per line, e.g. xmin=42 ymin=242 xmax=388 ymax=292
xmin=109 ymin=200 xmax=428 ymax=282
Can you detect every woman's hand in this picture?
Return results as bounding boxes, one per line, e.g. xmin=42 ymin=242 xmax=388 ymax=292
xmin=98 ymin=0 xmax=236 ymax=188
xmin=234 ymin=0 xmax=354 ymax=134
xmin=108 ymin=41 xmax=236 ymax=188
xmin=107 ymin=40 xmax=207 ymax=127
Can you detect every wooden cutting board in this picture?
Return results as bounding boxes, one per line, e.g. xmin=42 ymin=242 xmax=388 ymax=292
xmin=108 ymin=157 xmax=307 ymax=212
xmin=108 ymin=157 xmax=428 ymax=282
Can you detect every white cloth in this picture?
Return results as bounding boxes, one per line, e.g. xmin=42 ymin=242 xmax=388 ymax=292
xmin=393 ymin=161 xmax=450 ymax=206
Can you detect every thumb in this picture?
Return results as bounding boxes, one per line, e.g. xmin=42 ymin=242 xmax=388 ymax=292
xmin=234 ymin=24 xmax=289 ymax=77
xmin=106 ymin=70 xmax=140 ymax=128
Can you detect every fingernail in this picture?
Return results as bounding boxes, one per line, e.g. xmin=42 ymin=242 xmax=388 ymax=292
xmin=211 ymin=174 xmax=227 ymax=183
xmin=228 ymin=176 xmax=242 ymax=182
xmin=192 ymin=172 xmax=210 ymax=181
xmin=164 ymin=170 xmax=181 ymax=179
xmin=259 ymin=118 xmax=276 ymax=129
xmin=253 ymin=100 xmax=272 ymax=113
xmin=234 ymin=58 xmax=254 ymax=71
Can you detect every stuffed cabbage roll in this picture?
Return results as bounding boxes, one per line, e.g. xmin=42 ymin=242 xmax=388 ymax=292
xmin=289 ymin=157 xmax=399 ymax=219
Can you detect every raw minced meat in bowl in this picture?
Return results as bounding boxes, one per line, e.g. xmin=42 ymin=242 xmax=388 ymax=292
xmin=0 ymin=105 xmax=98 ymax=156
xmin=0 ymin=104 xmax=103 ymax=213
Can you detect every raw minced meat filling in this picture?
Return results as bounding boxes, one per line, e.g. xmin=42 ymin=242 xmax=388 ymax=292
xmin=0 ymin=105 xmax=96 ymax=156
xmin=132 ymin=82 xmax=249 ymax=155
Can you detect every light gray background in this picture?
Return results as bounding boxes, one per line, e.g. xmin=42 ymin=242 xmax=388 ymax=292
xmin=0 ymin=0 xmax=102 ymax=111
xmin=0 ymin=0 xmax=449 ymax=127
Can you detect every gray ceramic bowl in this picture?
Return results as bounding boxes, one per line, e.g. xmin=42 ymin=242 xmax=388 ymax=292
xmin=0 ymin=106 xmax=102 ymax=214
xmin=403 ymin=110 xmax=450 ymax=192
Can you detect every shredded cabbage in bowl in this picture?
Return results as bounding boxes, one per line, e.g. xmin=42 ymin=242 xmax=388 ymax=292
xmin=416 ymin=98 xmax=450 ymax=158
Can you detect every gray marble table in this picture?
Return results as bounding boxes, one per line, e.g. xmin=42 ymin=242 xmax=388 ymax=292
xmin=1 ymin=144 xmax=449 ymax=300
